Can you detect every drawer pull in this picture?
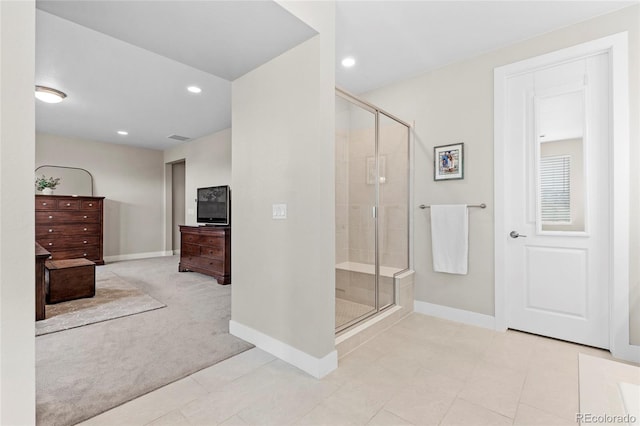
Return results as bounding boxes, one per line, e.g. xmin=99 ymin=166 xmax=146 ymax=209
xmin=48 ymin=229 xmax=53 ymax=233
xmin=83 ymin=253 xmax=87 ymax=257
xmin=83 ymin=215 xmax=88 ymax=219
xmin=48 ymin=243 xmax=53 ymax=246
xmin=83 ymin=228 xmax=87 ymax=231
xmin=48 ymin=256 xmax=52 ymax=259
xmin=66 ymin=203 xmax=71 ymax=206
xmin=89 ymin=203 xmax=93 ymax=207
xmin=83 ymin=241 xmax=87 ymax=244
xmin=42 ymin=202 xmax=47 ymax=206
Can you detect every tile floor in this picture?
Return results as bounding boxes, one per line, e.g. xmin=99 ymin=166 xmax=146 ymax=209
xmin=80 ymin=313 xmax=628 ymax=426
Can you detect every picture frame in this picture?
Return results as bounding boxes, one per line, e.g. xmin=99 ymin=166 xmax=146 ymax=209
xmin=434 ymin=143 xmax=464 ymax=181
xmin=366 ymin=155 xmax=386 ymax=185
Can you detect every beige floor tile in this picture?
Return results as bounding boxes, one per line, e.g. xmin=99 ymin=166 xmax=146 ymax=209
xmin=440 ymin=398 xmax=512 ymax=426
xmin=514 ymin=403 xmax=576 ymax=425
xmin=219 ymin=415 xmax=250 ymax=425
xmin=180 ymin=389 xmax=261 ymax=425
xmin=145 ymin=410 xmax=192 ymax=426
xmin=366 ymin=409 xmax=414 ymax=425
xmin=191 ymin=348 xmax=275 ymax=391
xmin=520 ymin=367 xmax=579 ymax=421
xmin=234 ymin=378 xmax=339 ymax=425
xmin=79 ymin=377 xmax=208 ymax=426
xmin=318 ymin=380 xmax=395 ymax=424
xmin=383 ymin=386 xmax=456 ymax=425
xmin=408 ymin=368 xmax=466 ymax=396
xmin=457 ymin=360 xmax=526 ymax=418
xmin=293 ymin=403 xmax=359 ymax=425
xmin=422 ymin=345 xmax=481 ymax=381
xmin=482 ymin=332 xmax=536 ymax=372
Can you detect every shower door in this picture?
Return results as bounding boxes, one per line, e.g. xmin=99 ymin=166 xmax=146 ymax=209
xmin=335 ymin=89 xmax=410 ymax=332
xmin=335 ymin=94 xmax=378 ymax=330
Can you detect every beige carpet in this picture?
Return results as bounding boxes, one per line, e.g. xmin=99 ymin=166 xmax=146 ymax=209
xmin=36 ymin=256 xmax=253 ymax=426
xmin=335 ymin=297 xmax=374 ymax=328
xmin=578 ymin=353 xmax=640 ymax=425
xmin=36 ymin=272 xmax=165 ymax=336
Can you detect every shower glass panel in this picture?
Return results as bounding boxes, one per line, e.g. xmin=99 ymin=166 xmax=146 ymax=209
xmin=378 ymin=113 xmax=409 ymax=309
xmin=335 ymin=94 xmax=377 ymax=330
xmin=335 ymin=89 xmax=410 ymax=333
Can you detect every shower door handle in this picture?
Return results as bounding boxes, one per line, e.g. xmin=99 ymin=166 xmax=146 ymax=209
xmin=372 ymin=206 xmax=377 ymax=218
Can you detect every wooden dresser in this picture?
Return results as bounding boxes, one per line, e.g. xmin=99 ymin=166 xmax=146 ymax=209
xmin=35 ymin=195 xmax=105 ymax=265
xmin=179 ymin=225 xmax=230 ymax=284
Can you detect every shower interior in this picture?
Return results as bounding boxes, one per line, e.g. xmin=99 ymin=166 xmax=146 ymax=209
xmin=335 ymin=89 xmax=410 ymax=332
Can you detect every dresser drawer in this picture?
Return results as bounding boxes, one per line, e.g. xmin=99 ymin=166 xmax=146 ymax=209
xmin=36 ymin=211 xmax=99 ymax=223
xmin=181 ymin=256 xmax=224 ymax=272
xmin=81 ymin=200 xmax=101 ymax=210
xmin=47 ymin=247 xmax=99 ymax=262
xmin=38 ymin=236 xmax=99 ymax=250
xmin=200 ymin=245 xmax=224 ymax=259
xmin=182 ymin=243 xmax=200 ymax=256
xmin=35 ymin=197 xmax=56 ymax=210
xmin=181 ymin=231 xmax=198 ymax=244
xmin=36 ymin=224 xmax=100 ymax=237
xmin=201 ymin=235 xmax=225 ymax=247
xmin=57 ymin=199 xmax=81 ymax=210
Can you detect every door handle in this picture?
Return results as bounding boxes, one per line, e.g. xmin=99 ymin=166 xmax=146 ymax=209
xmin=510 ymin=231 xmax=527 ymax=238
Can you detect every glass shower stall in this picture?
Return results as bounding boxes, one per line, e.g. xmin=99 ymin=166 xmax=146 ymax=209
xmin=335 ymin=88 xmax=410 ymax=332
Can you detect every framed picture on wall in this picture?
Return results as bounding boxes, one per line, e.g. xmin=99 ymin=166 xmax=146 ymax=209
xmin=434 ymin=143 xmax=464 ymax=181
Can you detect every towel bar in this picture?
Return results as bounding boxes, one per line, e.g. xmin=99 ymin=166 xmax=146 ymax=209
xmin=419 ymin=203 xmax=486 ymax=209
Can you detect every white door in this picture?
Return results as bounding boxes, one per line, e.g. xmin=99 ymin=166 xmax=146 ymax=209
xmin=504 ymin=53 xmax=610 ymax=349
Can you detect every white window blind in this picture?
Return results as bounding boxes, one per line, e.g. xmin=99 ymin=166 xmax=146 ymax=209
xmin=540 ymin=155 xmax=571 ymax=223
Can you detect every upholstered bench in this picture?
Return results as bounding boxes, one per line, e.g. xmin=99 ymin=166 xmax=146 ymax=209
xmin=45 ymin=258 xmax=96 ymax=304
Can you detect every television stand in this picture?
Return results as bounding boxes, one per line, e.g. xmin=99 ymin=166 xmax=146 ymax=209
xmin=178 ymin=225 xmax=230 ymax=284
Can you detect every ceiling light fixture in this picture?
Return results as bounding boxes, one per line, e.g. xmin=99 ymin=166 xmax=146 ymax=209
xmin=117 ymin=130 xmax=128 ymax=136
xmin=187 ymin=86 xmax=202 ymax=94
xmin=35 ymin=85 xmax=67 ymax=103
xmin=341 ymin=57 xmax=356 ymax=68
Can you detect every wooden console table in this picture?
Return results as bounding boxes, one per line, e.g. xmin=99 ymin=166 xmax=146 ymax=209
xmin=179 ymin=225 xmax=230 ymax=284
xmin=35 ymin=242 xmax=51 ymax=321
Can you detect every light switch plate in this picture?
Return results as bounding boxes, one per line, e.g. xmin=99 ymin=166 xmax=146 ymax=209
xmin=272 ymin=203 xmax=287 ymax=219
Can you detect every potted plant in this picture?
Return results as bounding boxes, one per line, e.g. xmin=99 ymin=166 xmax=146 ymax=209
xmin=35 ymin=175 xmax=60 ymax=195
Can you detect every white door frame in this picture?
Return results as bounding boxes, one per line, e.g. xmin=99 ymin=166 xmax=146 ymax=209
xmin=494 ymin=32 xmax=637 ymax=362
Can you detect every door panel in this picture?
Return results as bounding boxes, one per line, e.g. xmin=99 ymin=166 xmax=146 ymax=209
xmin=505 ymin=53 xmax=610 ymax=349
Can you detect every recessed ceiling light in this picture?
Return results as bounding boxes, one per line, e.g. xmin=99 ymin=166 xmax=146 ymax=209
xmin=187 ymin=86 xmax=202 ymax=94
xmin=341 ymin=57 xmax=356 ymax=68
xmin=117 ymin=130 xmax=128 ymax=136
xmin=35 ymin=85 xmax=67 ymax=103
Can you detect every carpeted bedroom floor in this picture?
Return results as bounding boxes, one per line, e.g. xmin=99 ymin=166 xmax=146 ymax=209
xmin=36 ymin=255 xmax=253 ymax=426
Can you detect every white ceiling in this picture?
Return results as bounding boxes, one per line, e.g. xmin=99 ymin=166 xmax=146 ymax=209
xmin=35 ymin=0 xmax=637 ymax=150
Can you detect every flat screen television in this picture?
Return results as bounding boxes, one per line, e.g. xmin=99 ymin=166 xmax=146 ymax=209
xmin=196 ymin=185 xmax=230 ymax=226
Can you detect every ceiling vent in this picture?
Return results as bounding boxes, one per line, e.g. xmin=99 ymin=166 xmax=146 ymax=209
xmin=167 ymin=134 xmax=191 ymax=142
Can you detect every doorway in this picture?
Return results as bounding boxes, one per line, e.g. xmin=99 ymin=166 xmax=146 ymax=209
xmin=171 ymin=161 xmax=186 ymax=254
xmin=494 ymin=33 xmax=631 ymax=356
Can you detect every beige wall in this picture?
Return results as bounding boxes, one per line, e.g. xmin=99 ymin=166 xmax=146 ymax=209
xmin=364 ymin=6 xmax=640 ymax=344
xmin=164 ymin=128 xmax=232 ymax=233
xmin=0 ymin=1 xmax=36 ymax=423
xmin=231 ymin=2 xmax=335 ymax=361
xmin=36 ymin=133 xmax=165 ymax=259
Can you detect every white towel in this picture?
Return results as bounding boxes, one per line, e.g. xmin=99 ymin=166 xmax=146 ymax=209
xmin=430 ymin=204 xmax=468 ymax=275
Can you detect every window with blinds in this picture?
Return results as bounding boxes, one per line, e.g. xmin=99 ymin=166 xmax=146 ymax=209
xmin=540 ymin=155 xmax=571 ymax=223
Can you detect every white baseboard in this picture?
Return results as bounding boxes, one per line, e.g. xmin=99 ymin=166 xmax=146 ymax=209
xmin=229 ymin=320 xmax=337 ymax=379
xmin=414 ymin=300 xmax=496 ymax=330
xmin=103 ymin=251 xmax=174 ymax=263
